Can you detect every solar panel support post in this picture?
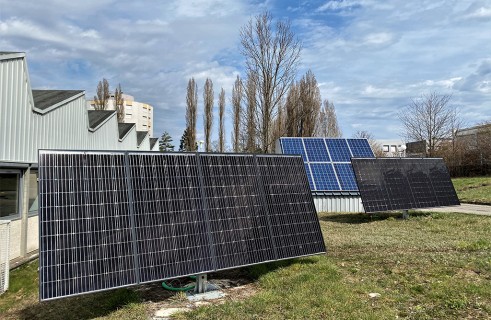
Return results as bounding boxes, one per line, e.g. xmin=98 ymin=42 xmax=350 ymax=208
xmin=402 ymin=209 xmax=409 ymax=219
xmin=195 ymin=273 xmax=207 ymax=294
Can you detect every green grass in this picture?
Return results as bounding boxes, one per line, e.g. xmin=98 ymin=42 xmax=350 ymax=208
xmin=2 ymin=211 xmax=491 ymax=319
xmin=172 ymin=211 xmax=491 ymax=320
xmin=452 ymin=176 xmax=491 ymax=204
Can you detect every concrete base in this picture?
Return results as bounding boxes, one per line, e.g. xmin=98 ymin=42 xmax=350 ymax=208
xmin=186 ymin=283 xmax=225 ymax=302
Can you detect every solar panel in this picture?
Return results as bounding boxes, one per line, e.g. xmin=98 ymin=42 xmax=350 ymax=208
xmin=334 ymin=163 xmax=358 ymax=191
xmin=303 ymin=138 xmax=330 ymax=162
xmin=39 ymin=152 xmax=136 ymax=300
xmin=347 ymin=139 xmax=374 ymax=158
xmin=325 ymin=139 xmax=351 ymax=162
xmin=39 ymin=151 xmax=326 ymax=301
xmin=279 ymin=138 xmax=307 ymax=161
xmin=277 ymin=138 xmax=375 ymax=192
xmin=310 ymin=163 xmax=340 ymax=191
xmin=257 ymin=155 xmax=326 ymax=258
xmin=351 ymin=158 xmax=460 ymax=213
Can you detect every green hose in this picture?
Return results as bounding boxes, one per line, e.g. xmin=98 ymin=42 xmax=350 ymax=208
xmin=161 ymin=276 xmax=196 ymax=291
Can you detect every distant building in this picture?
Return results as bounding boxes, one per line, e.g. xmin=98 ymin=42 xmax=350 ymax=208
xmin=0 ymin=52 xmax=159 ymax=262
xmin=378 ymin=140 xmax=407 ymax=157
xmin=88 ymin=93 xmax=154 ymax=136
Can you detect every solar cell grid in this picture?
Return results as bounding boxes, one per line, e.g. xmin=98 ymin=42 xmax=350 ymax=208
xmin=39 ymin=151 xmax=325 ymax=301
xmin=334 ymin=163 xmax=358 ymax=191
xmin=309 ymin=163 xmax=340 ymax=191
xmin=280 ymin=138 xmax=308 ymax=161
xmin=199 ymin=154 xmax=274 ymax=269
xmin=303 ymin=138 xmax=330 ymax=162
xmin=256 ymin=155 xmax=326 ymax=259
xmin=347 ymin=139 xmax=375 ymax=158
xmin=128 ymin=154 xmax=212 ymax=283
xmin=278 ymin=138 xmax=375 ymax=192
xmin=352 ymin=158 xmax=460 ymax=213
xmin=39 ymin=152 xmax=136 ymax=301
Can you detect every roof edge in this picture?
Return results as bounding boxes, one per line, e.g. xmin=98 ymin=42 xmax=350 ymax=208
xmin=88 ymin=111 xmax=117 ymax=132
xmin=118 ymin=123 xmax=136 ymax=142
xmin=32 ymin=91 xmax=86 ymax=114
xmin=0 ymin=52 xmax=26 ymax=61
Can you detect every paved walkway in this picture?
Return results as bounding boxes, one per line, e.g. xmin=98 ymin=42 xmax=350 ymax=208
xmin=420 ymin=203 xmax=491 ymax=216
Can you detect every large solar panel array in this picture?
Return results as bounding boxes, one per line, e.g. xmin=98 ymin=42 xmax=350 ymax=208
xmin=278 ymin=138 xmax=375 ymax=192
xmin=351 ymin=158 xmax=460 ymax=213
xmin=38 ymin=151 xmax=326 ymax=301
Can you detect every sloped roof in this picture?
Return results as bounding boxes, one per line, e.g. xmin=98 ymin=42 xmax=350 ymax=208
xmin=88 ymin=110 xmax=116 ymax=131
xmin=137 ymin=131 xmax=148 ymax=146
xmin=149 ymin=137 xmax=158 ymax=150
xmin=32 ymin=90 xmax=84 ymax=113
xmin=118 ymin=123 xmax=136 ymax=140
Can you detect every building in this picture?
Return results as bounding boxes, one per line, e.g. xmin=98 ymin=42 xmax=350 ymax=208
xmin=0 ymin=52 xmax=159 ymax=262
xmin=88 ymin=93 xmax=154 ymax=136
xmin=378 ymin=140 xmax=407 ymax=157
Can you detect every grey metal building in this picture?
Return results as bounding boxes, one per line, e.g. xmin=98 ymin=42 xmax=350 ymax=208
xmin=0 ymin=52 xmax=159 ymax=261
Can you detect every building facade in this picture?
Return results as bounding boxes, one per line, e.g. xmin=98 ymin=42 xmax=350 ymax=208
xmin=88 ymin=93 xmax=154 ymax=136
xmin=0 ymin=52 xmax=159 ymax=262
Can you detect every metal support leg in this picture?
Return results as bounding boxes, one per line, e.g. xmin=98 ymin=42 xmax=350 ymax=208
xmin=195 ymin=274 xmax=207 ymax=294
xmin=402 ymin=209 xmax=409 ymax=220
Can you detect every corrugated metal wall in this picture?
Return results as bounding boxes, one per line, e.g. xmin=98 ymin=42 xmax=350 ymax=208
xmin=0 ymin=54 xmax=155 ymax=164
xmin=313 ymin=195 xmax=365 ymax=213
xmin=0 ymin=55 xmax=34 ymax=162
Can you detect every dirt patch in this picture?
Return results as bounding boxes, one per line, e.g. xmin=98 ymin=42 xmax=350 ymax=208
xmin=137 ymin=268 xmax=260 ymax=318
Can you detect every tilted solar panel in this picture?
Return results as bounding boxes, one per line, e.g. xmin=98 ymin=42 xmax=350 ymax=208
xmin=351 ymin=158 xmax=460 ymax=213
xmin=39 ymin=151 xmax=326 ymax=301
xmin=277 ymin=138 xmax=375 ymax=192
xmin=39 ymin=152 xmax=137 ymax=300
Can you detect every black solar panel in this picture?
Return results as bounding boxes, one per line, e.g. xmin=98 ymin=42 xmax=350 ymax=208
xmin=39 ymin=152 xmax=136 ymax=300
xmin=351 ymin=158 xmax=460 ymax=213
xmin=39 ymin=151 xmax=326 ymax=301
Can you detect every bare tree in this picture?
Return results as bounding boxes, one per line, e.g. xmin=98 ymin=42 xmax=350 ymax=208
xmin=399 ymin=92 xmax=460 ymax=157
xmin=298 ymin=70 xmax=321 ymax=137
xmin=93 ymin=78 xmax=110 ymax=110
xmin=114 ymin=83 xmax=125 ymax=123
xmin=203 ymin=78 xmax=214 ymax=152
xmin=232 ymin=75 xmax=242 ymax=152
xmin=244 ymin=72 xmax=257 ymax=152
xmin=218 ymin=88 xmax=225 ymax=152
xmin=186 ymin=78 xmax=198 ymax=152
xmin=317 ymin=99 xmax=342 ymax=137
xmin=240 ymin=11 xmax=301 ymax=153
xmin=285 ymin=82 xmax=301 ymax=137
xmin=352 ymin=130 xmax=384 ymax=157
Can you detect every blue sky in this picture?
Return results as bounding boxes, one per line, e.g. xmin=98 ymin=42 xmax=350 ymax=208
xmin=1 ymin=0 xmax=490 ymax=147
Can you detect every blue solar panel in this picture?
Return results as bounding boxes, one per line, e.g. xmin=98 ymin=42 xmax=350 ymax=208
xmin=304 ymin=164 xmax=315 ymax=190
xmin=280 ymin=138 xmax=307 ymax=161
xmin=304 ymin=138 xmax=330 ymax=162
xmin=278 ymin=137 xmax=375 ymax=192
xmin=325 ymin=139 xmax=351 ymax=162
xmin=334 ymin=163 xmax=358 ymax=190
xmin=310 ymin=163 xmax=340 ymax=190
xmin=347 ymin=139 xmax=375 ymax=158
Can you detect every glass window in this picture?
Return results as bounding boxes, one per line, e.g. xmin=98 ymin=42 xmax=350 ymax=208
xmin=383 ymin=145 xmax=389 ymax=152
xmin=28 ymin=170 xmax=38 ymax=213
xmin=390 ymin=145 xmax=397 ymax=153
xmin=0 ymin=172 xmax=20 ymax=218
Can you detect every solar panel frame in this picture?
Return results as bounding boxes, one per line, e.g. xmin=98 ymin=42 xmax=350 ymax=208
xmin=351 ymin=157 xmax=460 ymax=213
xmin=39 ymin=150 xmax=326 ymax=301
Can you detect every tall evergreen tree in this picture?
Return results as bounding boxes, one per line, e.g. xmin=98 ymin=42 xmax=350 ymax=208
xmin=159 ymin=131 xmax=175 ymax=152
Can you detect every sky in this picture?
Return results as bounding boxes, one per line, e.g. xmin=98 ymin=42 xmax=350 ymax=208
xmin=1 ymin=0 xmax=490 ymax=147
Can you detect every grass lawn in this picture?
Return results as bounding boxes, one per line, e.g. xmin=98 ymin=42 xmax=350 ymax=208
xmin=1 ymin=210 xmax=491 ymax=319
xmin=452 ymin=176 xmax=491 ymax=205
